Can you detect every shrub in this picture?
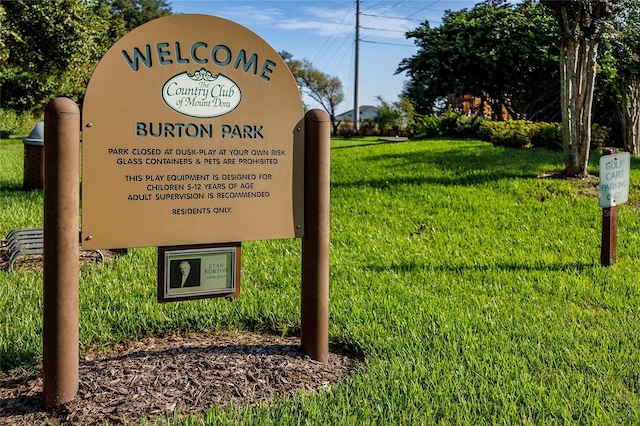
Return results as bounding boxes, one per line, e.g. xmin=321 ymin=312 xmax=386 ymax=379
xmin=478 ymin=120 xmax=535 ymax=148
xmin=591 ymin=123 xmax=610 ymax=151
xmin=359 ymin=118 xmax=376 ymax=137
xmin=414 ymin=108 xmax=485 ymax=139
xmin=531 ymin=122 xmax=562 ymax=151
xmin=338 ymin=117 xmax=355 ymax=138
xmin=439 ymin=107 xmax=461 ymax=136
xmin=415 ymin=114 xmax=442 ymax=138
xmin=0 ymin=109 xmax=40 ymax=138
xmin=454 ymin=114 xmax=484 ymax=138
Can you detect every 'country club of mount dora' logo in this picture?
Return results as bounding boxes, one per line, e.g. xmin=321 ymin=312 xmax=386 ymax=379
xmin=162 ymin=69 xmax=242 ymax=118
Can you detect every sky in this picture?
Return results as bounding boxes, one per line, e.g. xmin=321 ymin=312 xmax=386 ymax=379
xmin=168 ymin=0 xmax=495 ymax=115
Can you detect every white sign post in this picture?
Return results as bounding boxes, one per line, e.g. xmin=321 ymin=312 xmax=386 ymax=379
xmin=599 ymin=151 xmax=630 ymax=266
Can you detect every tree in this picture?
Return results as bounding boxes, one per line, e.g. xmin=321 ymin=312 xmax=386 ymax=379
xmin=376 ymin=96 xmax=416 ymax=135
xmin=608 ymin=3 xmax=640 ymax=154
xmin=0 ymin=0 xmax=108 ymax=112
xmin=280 ymin=51 xmax=344 ymax=134
xmin=376 ymin=97 xmax=401 ymax=135
xmin=0 ymin=0 xmax=171 ymax=114
xmin=400 ymin=79 xmax=440 ymax=116
xmin=541 ymin=0 xmax=631 ymax=176
xmin=103 ymin=0 xmax=172 ymax=32
xmin=398 ymin=0 xmax=560 ymax=122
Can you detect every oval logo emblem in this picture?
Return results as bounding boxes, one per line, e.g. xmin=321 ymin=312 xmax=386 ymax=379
xmin=162 ymin=69 xmax=242 ymax=118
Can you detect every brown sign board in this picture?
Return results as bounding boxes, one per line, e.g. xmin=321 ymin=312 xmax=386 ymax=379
xmin=82 ymin=14 xmax=304 ymax=249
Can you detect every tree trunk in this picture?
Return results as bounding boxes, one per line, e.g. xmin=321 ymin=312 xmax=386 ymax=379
xmin=559 ymin=36 xmax=598 ymax=177
xmin=620 ymin=74 xmax=640 ymax=155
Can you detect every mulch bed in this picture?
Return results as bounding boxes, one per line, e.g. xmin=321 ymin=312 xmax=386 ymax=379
xmin=0 ymin=244 xmax=360 ymax=425
xmin=1 ymin=332 xmax=358 ymax=425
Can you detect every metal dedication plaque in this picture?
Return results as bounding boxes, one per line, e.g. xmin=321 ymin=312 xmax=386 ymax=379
xmin=82 ymin=14 xmax=304 ymax=249
xmin=157 ymin=243 xmax=240 ymax=302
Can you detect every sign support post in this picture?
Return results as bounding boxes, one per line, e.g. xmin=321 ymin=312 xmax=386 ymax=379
xmin=601 ymin=148 xmax=619 ymax=266
xmin=601 ymin=205 xmax=617 ymax=266
xmin=599 ymin=148 xmax=630 ymax=267
xmin=43 ymin=97 xmax=80 ymax=408
xmin=301 ymin=109 xmax=330 ymax=363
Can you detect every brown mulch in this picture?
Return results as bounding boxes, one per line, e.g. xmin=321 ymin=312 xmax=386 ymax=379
xmin=537 ymin=170 xmax=599 ymax=182
xmin=0 ymin=244 xmax=360 ymax=425
xmin=0 ymin=332 xmax=359 ymax=425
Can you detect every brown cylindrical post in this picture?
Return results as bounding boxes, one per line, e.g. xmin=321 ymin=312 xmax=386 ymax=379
xmin=601 ymin=206 xmax=618 ymax=266
xmin=301 ymin=109 xmax=330 ymax=363
xmin=601 ymin=148 xmax=619 ymax=267
xmin=43 ymin=97 xmax=80 ymax=408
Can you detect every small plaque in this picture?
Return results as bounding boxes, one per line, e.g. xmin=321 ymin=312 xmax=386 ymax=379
xmin=158 ymin=243 xmax=240 ymax=302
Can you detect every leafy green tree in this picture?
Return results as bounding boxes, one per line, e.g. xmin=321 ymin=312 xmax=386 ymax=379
xmin=0 ymin=0 xmax=171 ymax=114
xmin=102 ymin=0 xmax=171 ymax=32
xmin=376 ymin=96 xmax=416 ymax=135
xmin=398 ymin=0 xmax=560 ymax=122
xmin=400 ymin=79 xmax=439 ymax=116
xmin=541 ymin=0 xmax=632 ymax=176
xmin=376 ymin=97 xmax=401 ymax=135
xmin=280 ymin=51 xmax=345 ymax=134
xmin=609 ymin=3 xmax=640 ymax=154
xmin=0 ymin=0 xmax=110 ymax=112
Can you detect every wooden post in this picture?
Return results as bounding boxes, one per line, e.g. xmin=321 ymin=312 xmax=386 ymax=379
xmin=301 ymin=109 xmax=330 ymax=363
xmin=601 ymin=148 xmax=619 ymax=267
xmin=601 ymin=206 xmax=617 ymax=266
xmin=43 ymin=97 xmax=80 ymax=408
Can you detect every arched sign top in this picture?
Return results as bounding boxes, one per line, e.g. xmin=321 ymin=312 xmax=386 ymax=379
xmin=82 ymin=14 xmax=305 ymax=249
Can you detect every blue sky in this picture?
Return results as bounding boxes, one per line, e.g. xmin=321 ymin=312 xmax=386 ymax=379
xmin=169 ymin=1 xmax=497 ymax=114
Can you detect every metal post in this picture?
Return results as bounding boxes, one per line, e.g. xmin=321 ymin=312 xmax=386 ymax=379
xmin=353 ymin=0 xmax=360 ymax=132
xmin=43 ymin=97 xmax=80 ymax=408
xmin=301 ymin=109 xmax=330 ymax=363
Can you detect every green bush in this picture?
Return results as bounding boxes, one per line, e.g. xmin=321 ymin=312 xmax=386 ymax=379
xmin=591 ymin=123 xmax=611 ymax=151
xmin=478 ymin=120 xmax=536 ymax=148
xmin=0 ymin=109 xmax=40 ymax=138
xmin=414 ymin=109 xmax=485 ymax=139
xmin=416 ymin=112 xmax=610 ymax=153
xmin=531 ymin=122 xmax=562 ymax=151
xmin=415 ymin=114 xmax=442 ymax=138
xmin=454 ymin=114 xmax=484 ymax=138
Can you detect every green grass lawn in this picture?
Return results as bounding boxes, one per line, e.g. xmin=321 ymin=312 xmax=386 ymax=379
xmin=3 ymin=136 xmax=640 ymax=423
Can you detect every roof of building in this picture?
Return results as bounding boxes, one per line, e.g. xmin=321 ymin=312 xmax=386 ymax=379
xmin=335 ymin=105 xmax=378 ymax=121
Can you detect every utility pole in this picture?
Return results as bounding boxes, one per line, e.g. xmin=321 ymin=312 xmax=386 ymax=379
xmin=354 ymin=0 xmax=360 ymax=132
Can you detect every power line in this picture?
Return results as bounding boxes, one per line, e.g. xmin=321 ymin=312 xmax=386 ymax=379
xmin=311 ymin=3 xmax=356 ymax=66
xmin=361 ymin=0 xmax=391 ymax=13
xmin=323 ymin=32 xmax=354 ymax=74
xmin=360 ymin=39 xmax=415 ymax=48
xmin=378 ymin=0 xmax=405 ymax=16
xmin=360 ymin=12 xmax=429 ymax=23
xmin=405 ymin=0 xmax=441 ymax=19
xmin=360 ymin=26 xmax=407 ymax=34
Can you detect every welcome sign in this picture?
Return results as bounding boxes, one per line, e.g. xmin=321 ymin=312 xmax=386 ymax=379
xmin=82 ymin=15 xmax=305 ymax=249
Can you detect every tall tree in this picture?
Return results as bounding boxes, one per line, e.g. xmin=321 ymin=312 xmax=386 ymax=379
xmin=0 ymin=0 xmax=171 ymax=113
xmin=280 ymin=51 xmax=344 ymax=134
xmin=609 ymin=3 xmax=640 ymax=154
xmin=0 ymin=0 xmax=113 ymax=112
xmin=398 ymin=0 xmax=559 ymax=121
xmin=541 ymin=0 xmax=630 ymax=176
xmin=104 ymin=0 xmax=172 ymax=32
